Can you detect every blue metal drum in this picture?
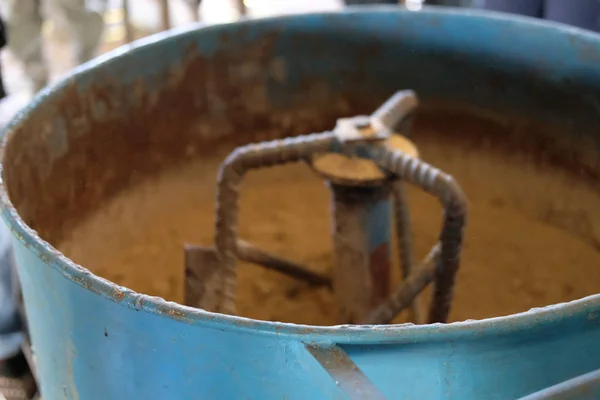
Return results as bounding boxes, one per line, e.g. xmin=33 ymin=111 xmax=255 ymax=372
xmin=2 ymin=7 xmax=600 ymax=400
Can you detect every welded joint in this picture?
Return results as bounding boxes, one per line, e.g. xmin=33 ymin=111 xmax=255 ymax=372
xmin=332 ymin=90 xmax=419 ymax=146
xmin=370 ymin=90 xmax=419 ymax=135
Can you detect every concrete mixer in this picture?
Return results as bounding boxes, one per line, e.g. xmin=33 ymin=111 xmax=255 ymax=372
xmin=1 ymin=6 xmax=600 ymax=399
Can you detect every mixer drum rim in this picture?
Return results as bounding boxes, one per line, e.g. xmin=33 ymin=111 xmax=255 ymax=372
xmin=0 ymin=6 xmax=599 ymax=343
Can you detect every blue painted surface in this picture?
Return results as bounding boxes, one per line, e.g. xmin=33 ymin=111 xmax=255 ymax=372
xmin=366 ymin=197 xmax=392 ymax=253
xmin=1 ymin=7 xmax=600 ymax=399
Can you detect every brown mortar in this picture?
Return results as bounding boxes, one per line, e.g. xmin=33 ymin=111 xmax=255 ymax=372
xmin=18 ymin=108 xmax=598 ymax=325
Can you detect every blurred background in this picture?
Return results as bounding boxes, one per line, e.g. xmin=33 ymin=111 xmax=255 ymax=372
xmin=0 ymin=0 xmax=597 ymax=125
xmin=0 ymin=0 xmax=340 ymax=123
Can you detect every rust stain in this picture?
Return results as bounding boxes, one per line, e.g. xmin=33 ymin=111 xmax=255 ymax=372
xmin=2 ymin=29 xmax=287 ymax=247
xmin=370 ymin=242 xmax=391 ymax=307
xmin=166 ymin=308 xmax=186 ymax=320
xmin=113 ymin=288 xmax=126 ymax=302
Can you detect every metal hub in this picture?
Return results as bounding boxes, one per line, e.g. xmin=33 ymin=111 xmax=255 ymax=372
xmin=184 ymin=90 xmax=468 ymax=325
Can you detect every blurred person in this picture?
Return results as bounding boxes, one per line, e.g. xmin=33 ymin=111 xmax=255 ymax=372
xmin=0 ymin=0 xmax=105 ymax=93
xmin=0 ymin=3 xmax=103 ymax=400
xmin=0 ymin=11 xmax=38 ymax=400
xmin=476 ymin=0 xmax=600 ymax=32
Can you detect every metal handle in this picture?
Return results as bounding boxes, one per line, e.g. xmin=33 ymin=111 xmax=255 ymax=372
xmin=304 ymin=344 xmax=388 ymax=399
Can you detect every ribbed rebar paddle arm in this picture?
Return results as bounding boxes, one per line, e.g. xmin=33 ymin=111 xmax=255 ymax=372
xmin=214 ymin=132 xmax=337 ymax=314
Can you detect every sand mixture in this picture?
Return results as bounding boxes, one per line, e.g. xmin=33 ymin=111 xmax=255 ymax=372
xmin=58 ymin=124 xmax=600 ymax=325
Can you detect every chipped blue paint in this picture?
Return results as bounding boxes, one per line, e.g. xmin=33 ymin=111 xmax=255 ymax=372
xmin=1 ymin=7 xmax=600 ymax=399
xmin=366 ymin=197 xmax=392 ymax=253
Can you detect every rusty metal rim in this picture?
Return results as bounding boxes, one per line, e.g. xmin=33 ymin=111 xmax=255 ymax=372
xmin=1 ymin=7 xmax=599 ymax=344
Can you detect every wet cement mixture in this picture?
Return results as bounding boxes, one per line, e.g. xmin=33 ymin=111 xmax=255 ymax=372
xmin=58 ymin=117 xmax=600 ymax=325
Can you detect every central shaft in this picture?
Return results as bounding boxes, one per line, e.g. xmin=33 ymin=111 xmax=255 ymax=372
xmin=329 ymin=183 xmax=393 ymax=323
xmin=311 ymin=129 xmax=419 ymax=324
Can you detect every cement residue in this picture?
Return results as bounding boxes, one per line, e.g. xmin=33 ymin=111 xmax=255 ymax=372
xmin=58 ymin=126 xmax=600 ymax=325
